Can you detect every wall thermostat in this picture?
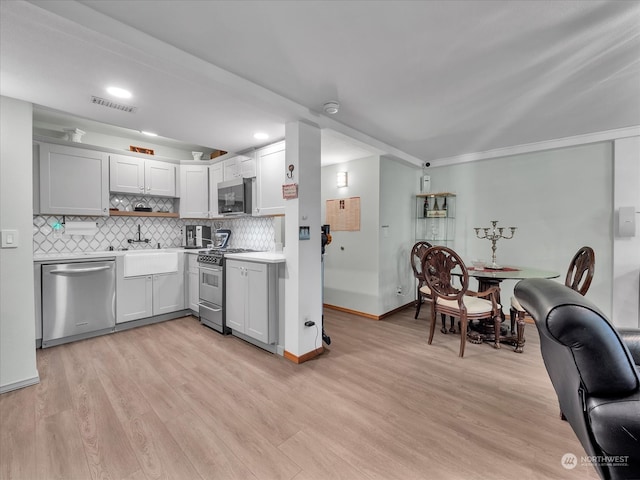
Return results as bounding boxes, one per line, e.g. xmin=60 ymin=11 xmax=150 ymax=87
xmin=619 ymin=206 xmax=637 ymax=237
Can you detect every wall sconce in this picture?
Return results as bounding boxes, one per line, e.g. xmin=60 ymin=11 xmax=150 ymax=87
xmin=336 ymin=171 xmax=348 ymax=188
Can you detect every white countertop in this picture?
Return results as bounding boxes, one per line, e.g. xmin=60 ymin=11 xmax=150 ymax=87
xmin=33 ymin=247 xmax=190 ymax=262
xmin=224 ymin=251 xmax=286 ymax=263
xmin=33 ymin=248 xmax=286 ymax=263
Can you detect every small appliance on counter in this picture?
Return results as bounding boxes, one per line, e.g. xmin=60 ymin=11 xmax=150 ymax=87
xmin=184 ymin=225 xmax=212 ymax=249
xmin=213 ymin=229 xmax=231 ymax=249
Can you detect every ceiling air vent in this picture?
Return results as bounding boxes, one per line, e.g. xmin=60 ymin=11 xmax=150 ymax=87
xmin=90 ymin=95 xmax=137 ymax=113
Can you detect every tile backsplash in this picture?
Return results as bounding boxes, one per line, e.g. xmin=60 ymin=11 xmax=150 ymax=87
xmin=33 ymin=196 xmax=276 ymax=254
xmin=110 ymin=194 xmax=175 ymax=213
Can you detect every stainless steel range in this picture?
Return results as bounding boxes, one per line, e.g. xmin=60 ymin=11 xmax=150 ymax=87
xmin=197 ymin=248 xmax=254 ymax=334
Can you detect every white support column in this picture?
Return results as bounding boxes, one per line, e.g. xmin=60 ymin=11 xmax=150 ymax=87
xmin=0 ymin=96 xmax=39 ymax=393
xmin=283 ymin=121 xmax=323 ymax=362
xmin=612 ymin=136 xmax=640 ymax=327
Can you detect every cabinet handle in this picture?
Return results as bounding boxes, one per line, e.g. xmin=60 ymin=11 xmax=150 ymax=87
xmin=147 ymin=186 xmax=151 ymax=191
xmin=50 ymin=266 xmax=111 ymax=275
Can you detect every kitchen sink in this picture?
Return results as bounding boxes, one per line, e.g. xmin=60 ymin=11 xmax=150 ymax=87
xmin=124 ymin=251 xmax=179 ymax=277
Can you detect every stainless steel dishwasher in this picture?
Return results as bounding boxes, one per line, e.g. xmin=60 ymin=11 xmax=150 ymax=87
xmin=42 ymin=259 xmax=116 ymax=347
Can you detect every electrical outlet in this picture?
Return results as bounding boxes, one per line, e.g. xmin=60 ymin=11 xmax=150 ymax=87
xmin=396 ymin=285 xmax=403 ymax=295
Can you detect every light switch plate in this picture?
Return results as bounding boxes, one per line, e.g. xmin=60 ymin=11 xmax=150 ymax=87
xmin=299 ymin=226 xmax=310 ymax=240
xmin=1 ymin=229 xmax=19 ymax=248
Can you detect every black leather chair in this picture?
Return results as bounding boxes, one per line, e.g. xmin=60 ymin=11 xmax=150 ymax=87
xmin=514 ymin=278 xmax=640 ymax=480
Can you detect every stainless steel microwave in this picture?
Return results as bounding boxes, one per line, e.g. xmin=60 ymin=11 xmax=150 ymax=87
xmin=218 ymin=177 xmax=253 ymax=216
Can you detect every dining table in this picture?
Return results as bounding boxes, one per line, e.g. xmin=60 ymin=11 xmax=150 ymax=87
xmin=466 ymin=265 xmax=560 ymax=352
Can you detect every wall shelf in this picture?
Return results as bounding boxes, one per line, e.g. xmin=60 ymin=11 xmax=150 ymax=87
xmin=416 ymin=192 xmax=456 ymax=198
xmin=415 ymin=192 xmax=456 ymax=245
xmin=109 ymin=210 xmax=178 ymax=218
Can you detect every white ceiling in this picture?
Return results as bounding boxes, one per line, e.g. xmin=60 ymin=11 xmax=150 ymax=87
xmin=1 ymin=0 xmax=639 ymax=168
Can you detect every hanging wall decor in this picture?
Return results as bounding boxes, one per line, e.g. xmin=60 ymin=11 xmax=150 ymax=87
xmin=326 ymin=197 xmax=360 ymax=231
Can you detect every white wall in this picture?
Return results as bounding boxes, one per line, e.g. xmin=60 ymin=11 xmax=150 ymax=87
xmin=378 ymin=156 xmax=418 ymax=313
xmin=613 ymin=136 xmax=640 ymax=327
xmin=321 ymin=156 xmax=381 ymax=314
xmin=321 ymin=155 xmax=417 ymax=316
xmin=428 ymin=142 xmax=614 ymax=318
xmin=0 ymin=96 xmax=39 ymax=393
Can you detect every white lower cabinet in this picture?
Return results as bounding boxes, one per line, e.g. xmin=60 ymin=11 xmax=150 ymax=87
xmin=118 ymin=275 xmax=154 ymax=323
xmin=116 ymin=255 xmax=185 ymax=324
xmin=186 ymin=254 xmax=200 ymax=314
xmin=226 ymin=259 xmax=277 ymax=345
xmin=153 ymin=272 xmax=186 ymax=315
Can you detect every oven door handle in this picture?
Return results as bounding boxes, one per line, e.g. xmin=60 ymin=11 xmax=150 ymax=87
xmin=199 ymin=266 xmax=222 ymax=272
xmin=199 ymin=303 xmax=222 ymax=312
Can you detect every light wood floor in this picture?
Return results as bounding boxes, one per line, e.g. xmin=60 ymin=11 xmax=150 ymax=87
xmin=1 ymin=307 xmax=598 ymax=480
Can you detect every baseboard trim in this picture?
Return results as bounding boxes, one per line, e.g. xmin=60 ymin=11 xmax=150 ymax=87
xmin=323 ymin=302 xmax=414 ymax=320
xmin=379 ymin=302 xmax=416 ymax=320
xmin=115 ymin=310 xmax=191 ymax=332
xmin=0 ymin=374 xmax=40 ymax=395
xmin=284 ymin=347 xmax=324 ymax=364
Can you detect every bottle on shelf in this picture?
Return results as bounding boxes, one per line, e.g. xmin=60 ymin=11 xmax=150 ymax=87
xmin=433 ymin=197 xmax=440 ymax=211
xmin=423 ymin=197 xmax=429 ymax=218
xmin=443 ymin=197 xmax=447 ymax=215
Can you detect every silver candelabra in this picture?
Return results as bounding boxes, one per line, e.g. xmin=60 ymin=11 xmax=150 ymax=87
xmin=474 ymin=220 xmax=517 ymax=269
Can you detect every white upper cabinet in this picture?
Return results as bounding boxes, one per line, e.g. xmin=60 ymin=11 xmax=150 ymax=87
xmin=222 ymin=154 xmax=256 ymax=181
xmin=179 ymin=164 xmax=209 ymax=218
xmin=110 ymin=154 xmax=176 ymax=197
xmin=240 ymin=154 xmax=257 ymax=178
xmin=109 ymin=154 xmax=143 ymax=195
xmin=38 ymin=142 xmax=109 ymax=216
xmin=208 ymin=162 xmax=224 ymax=218
xmin=254 ymin=141 xmax=285 ymax=216
xmin=223 ymin=157 xmax=240 ymax=180
xmin=145 ymin=160 xmax=176 ymax=197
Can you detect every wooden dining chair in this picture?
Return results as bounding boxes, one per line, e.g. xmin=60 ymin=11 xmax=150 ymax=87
xmin=412 ymin=241 xmax=455 ymax=333
xmin=564 ymin=246 xmax=596 ymax=295
xmin=421 ymin=246 xmax=502 ymax=357
xmin=410 ymin=241 xmax=432 ymax=319
xmin=509 ymin=246 xmax=595 ymax=352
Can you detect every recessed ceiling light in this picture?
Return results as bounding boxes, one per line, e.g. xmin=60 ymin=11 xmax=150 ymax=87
xmin=254 ymin=132 xmax=269 ymax=140
xmin=106 ymin=86 xmax=132 ymax=99
xmin=141 ymin=131 xmax=158 ymax=137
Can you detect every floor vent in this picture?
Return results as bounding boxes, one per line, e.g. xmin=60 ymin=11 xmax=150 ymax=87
xmin=90 ymin=96 xmax=137 ymax=113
